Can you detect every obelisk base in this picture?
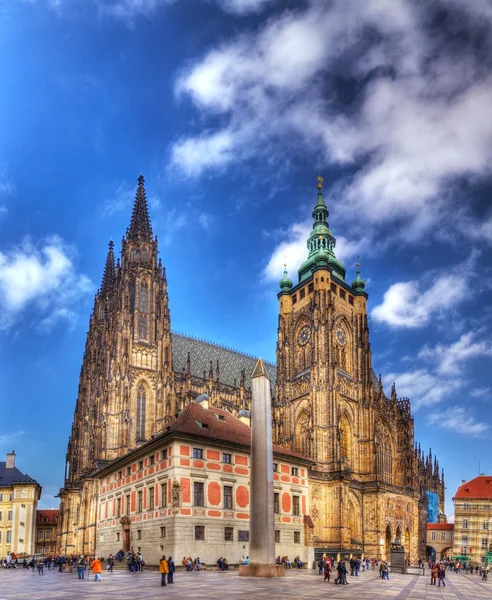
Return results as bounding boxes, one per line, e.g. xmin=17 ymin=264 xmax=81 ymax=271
xmin=239 ymin=564 xmax=285 ymax=577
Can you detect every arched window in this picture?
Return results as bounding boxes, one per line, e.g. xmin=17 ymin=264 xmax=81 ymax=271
xmin=131 ymin=248 xmax=137 ymax=262
xmin=340 ymin=414 xmax=352 ymax=468
xmin=141 ymin=248 xmax=148 ymax=264
xmin=376 ymin=424 xmax=393 ymax=484
xmin=138 ymin=316 xmax=148 ymax=340
xmin=295 ymin=411 xmax=311 ymax=458
xmin=136 ymin=384 xmax=146 ymax=442
xmin=139 ymin=282 xmax=148 ymax=314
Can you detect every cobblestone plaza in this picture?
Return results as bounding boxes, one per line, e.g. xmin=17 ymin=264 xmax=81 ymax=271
xmin=1 ymin=568 xmax=491 ymax=600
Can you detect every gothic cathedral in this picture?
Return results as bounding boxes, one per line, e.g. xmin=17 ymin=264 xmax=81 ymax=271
xmin=57 ymin=176 xmax=443 ymax=560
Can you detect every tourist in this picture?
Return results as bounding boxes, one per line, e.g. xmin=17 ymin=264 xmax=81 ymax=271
xmin=323 ymin=560 xmax=331 ymax=582
xmin=194 ymin=557 xmax=201 ymax=571
xmin=37 ymin=558 xmax=44 ymax=575
xmin=107 ymin=554 xmax=114 ymax=573
xmin=217 ymin=557 xmax=225 ymax=571
xmin=91 ymin=556 xmax=103 ymax=582
xmin=318 ymin=556 xmax=325 ymax=574
xmin=294 ymin=556 xmax=303 ymax=568
xmin=380 ymin=561 xmax=389 ymax=580
xmin=483 ymin=566 xmax=489 ymax=581
xmin=167 ymin=556 xmax=175 ymax=583
xmin=430 ymin=563 xmax=438 ymax=585
xmin=159 ymin=555 xmax=169 ymax=587
xmin=438 ymin=562 xmax=446 ymax=587
xmin=77 ymin=555 xmax=87 ymax=579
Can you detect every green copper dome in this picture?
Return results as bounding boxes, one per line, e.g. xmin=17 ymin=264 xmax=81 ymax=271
xmin=351 ymin=259 xmax=366 ymax=292
xmin=279 ymin=265 xmax=293 ymax=292
xmin=298 ymin=178 xmax=346 ymax=282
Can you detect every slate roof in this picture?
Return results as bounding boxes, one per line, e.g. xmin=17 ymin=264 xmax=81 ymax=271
xmin=168 ymin=401 xmax=313 ymax=464
xmin=36 ymin=510 xmax=59 ymax=526
xmin=454 ymin=475 xmax=492 ymax=500
xmin=0 ymin=462 xmax=38 ymax=487
xmin=171 ymin=333 xmax=276 ymax=389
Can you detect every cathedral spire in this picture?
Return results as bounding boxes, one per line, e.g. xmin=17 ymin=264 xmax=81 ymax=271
xmin=100 ymin=240 xmax=115 ymax=297
xmin=298 ymin=176 xmax=346 ymax=282
xmin=127 ymin=175 xmax=153 ymax=241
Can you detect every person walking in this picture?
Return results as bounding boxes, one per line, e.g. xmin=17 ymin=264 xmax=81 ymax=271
xmin=77 ymin=555 xmax=87 ymax=580
xmin=167 ymin=556 xmax=175 ymax=584
xmin=91 ymin=557 xmax=103 ymax=582
xmin=107 ymin=554 xmax=114 ymax=573
xmin=438 ymin=562 xmax=446 ymax=587
xmin=159 ymin=555 xmax=169 ymax=587
xmin=430 ymin=563 xmax=438 ymax=585
xmin=323 ymin=560 xmax=331 ymax=582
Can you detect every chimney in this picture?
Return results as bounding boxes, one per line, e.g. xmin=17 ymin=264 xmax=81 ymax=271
xmin=238 ymin=409 xmax=251 ymax=427
xmin=6 ymin=451 xmax=15 ymax=469
xmin=461 ymin=479 xmax=466 ymax=484
xmin=196 ymin=393 xmax=209 ymax=410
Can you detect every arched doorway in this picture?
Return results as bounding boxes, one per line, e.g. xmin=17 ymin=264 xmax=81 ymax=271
xmin=385 ymin=525 xmax=392 ymax=559
xmin=396 ymin=524 xmax=402 ymax=542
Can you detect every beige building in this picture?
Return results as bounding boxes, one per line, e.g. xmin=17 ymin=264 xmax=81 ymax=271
xmin=0 ymin=452 xmax=41 ymax=558
xmin=35 ymin=510 xmax=59 ymax=555
xmin=57 ymin=176 xmax=444 ymax=561
xmin=95 ymin=400 xmax=314 ymax=566
xmin=453 ymin=475 xmax=492 ymax=563
xmin=426 ymin=523 xmax=454 ymax=561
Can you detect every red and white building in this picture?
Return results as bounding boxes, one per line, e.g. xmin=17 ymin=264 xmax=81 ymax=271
xmin=95 ymin=398 xmax=314 ymax=566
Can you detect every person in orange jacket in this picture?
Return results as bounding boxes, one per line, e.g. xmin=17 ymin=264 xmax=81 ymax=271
xmin=159 ymin=555 xmax=169 ymax=587
xmin=91 ymin=557 xmax=103 ymax=582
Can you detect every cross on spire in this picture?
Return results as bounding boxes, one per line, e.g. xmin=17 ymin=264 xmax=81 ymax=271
xmin=127 ymin=175 xmax=153 ymax=241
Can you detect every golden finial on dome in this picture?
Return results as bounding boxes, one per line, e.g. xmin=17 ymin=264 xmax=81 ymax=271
xmin=317 ymin=175 xmax=324 ymax=190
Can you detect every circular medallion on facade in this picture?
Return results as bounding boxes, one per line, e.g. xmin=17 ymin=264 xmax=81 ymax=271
xmin=336 ymin=328 xmax=347 ymax=346
xmin=297 ymin=325 xmax=311 ymax=346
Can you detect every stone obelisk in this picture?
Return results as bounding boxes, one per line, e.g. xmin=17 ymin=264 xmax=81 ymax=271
xmin=239 ymin=358 xmax=284 ymax=577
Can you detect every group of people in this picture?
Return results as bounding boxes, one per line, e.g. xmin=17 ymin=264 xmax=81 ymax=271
xmin=158 ymin=555 xmax=176 ymax=586
xmin=181 ymin=556 xmax=201 ymax=570
xmin=275 ymin=555 xmax=303 ymax=568
xmin=315 ymin=556 xmax=380 ymax=585
xmin=429 ymin=561 xmax=446 ymax=587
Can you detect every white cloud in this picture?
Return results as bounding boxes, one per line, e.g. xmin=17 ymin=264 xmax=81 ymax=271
xmin=0 ymin=431 xmax=24 ymax=446
xmin=372 ymin=270 xmax=468 ymax=328
xmin=93 ymin=0 xmax=274 ymax=22
xmin=217 ymin=0 xmax=276 ymax=14
xmin=419 ymin=332 xmax=492 ymax=375
xmin=0 ymin=237 xmax=92 ymax=331
xmin=428 ymin=406 xmax=489 ymax=436
xmin=470 ymin=386 xmax=490 ymax=398
xmin=172 ymin=0 xmax=492 ymax=246
xmin=383 ymin=368 xmax=460 ymax=411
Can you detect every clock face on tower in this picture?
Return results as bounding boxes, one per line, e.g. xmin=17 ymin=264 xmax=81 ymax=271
xmin=336 ymin=328 xmax=347 ymax=346
xmin=297 ymin=325 xmax=311 ymax=346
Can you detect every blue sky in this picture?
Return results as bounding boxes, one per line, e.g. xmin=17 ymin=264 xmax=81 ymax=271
xmin=0 ymin=0 xmax=491 ymax=520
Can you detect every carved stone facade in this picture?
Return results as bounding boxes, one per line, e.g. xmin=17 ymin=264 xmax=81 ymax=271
xmin=57 ymin=176 xmax=443 ymax=560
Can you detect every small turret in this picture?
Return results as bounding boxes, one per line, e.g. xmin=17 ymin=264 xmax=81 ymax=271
xmin=279 ymin=262 xmax=293 ymax=292
xmin=351 ymin=257 xmax=366 ymax=293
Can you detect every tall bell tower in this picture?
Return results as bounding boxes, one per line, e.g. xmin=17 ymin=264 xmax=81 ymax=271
xmin=274 ymin=176 xmax=372 ymax=473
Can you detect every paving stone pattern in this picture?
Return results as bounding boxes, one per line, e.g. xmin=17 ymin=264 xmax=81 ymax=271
xmin=0 ymin=568 xmax=491 ymax=600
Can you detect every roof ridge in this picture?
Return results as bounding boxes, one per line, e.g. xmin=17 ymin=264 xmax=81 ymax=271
xmin=171 ymin=330 xmax=276 ymax=366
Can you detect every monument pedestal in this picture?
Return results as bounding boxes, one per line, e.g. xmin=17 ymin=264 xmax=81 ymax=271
xmin=239 ymin=564 xmax=285 ymax=577
xmin=390 ymin=543 xmax=407 ymax=574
